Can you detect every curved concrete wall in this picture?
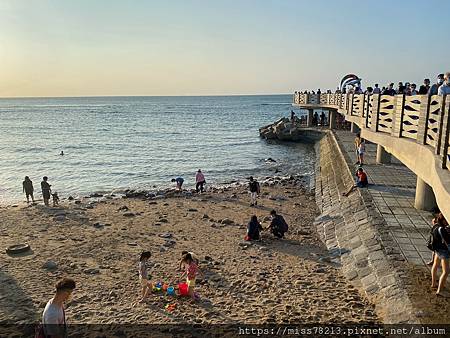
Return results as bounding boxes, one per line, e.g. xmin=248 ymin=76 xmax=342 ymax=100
xmin=293 ymin=92 xmax=450 ymax=221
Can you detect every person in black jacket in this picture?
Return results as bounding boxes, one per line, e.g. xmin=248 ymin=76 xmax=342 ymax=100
xmin=267 ymin=210 xmax=288 ymax=239
xmin=430 ymin=213 xmax=450 ymax=297
xmin=248 ymin=176 xmax=260 ymax=206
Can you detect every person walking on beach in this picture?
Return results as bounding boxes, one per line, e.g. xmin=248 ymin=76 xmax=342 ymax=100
xmin=41 ymin=176 xmax=52 ymax=206
xmin=138 ymin=251 xmax=152 ymax=302
xmin=429 ymin=215 xmax=450 ymax=297
xmin=267 ymin=210 xmax=288 ymax=239
xmin=248 ymin=176 xmax=260 ymax=206
xmin=246 ymin=215 xmax=263 ymax=241
xmin=22 ymin=176 xmax=35 ymax=203
xmin=171 ymin=177 xmax=184 ymax=191
xmin=354 ymin=133 xmax=361 ymax=164
xmin=195 ymin=169 xmax=206 ymax=193
xmin=427 ymin=213 xmax=448 ymax=266
xmin=39 ymin=278 xmax=76 ymax=338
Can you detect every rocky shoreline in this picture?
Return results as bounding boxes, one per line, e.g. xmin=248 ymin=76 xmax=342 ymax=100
xmin=0 ymin=174 xmax=379 ymax=326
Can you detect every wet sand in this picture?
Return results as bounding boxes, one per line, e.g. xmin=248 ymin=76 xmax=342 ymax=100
xmin=0 ymin=179 xmax=379 ymax=327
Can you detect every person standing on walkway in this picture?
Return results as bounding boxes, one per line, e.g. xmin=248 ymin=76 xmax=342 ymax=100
xmin=195 ymin=169 xmax=206 ymax=193
xmin=354 ymin=133 xmax=361 ymax=164
xmin=419 ymin=78 xmax=430 ymax=95
xmin=430 ymin=214 xmax=450 ymax=297
xmin=437 ymin=72 xmax=450 ymax=96
xmin=248 ymin=176 xmax=260 ymax=206
xmin=40 ymin=278 xmax=76 ymax=338
xmin=358 ymin=138 xmax=366 ymax=165
xmin=41 ymin=176 xmax=52 ymax=206
xmin=22 ymin=176 xmax=35 ymax=203
xmin=429 ymin=74 xmax=444 ymax=95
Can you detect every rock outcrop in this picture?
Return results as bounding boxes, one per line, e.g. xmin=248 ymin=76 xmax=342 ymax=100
xmin=259 ymin=118 xmax=303 ymax=141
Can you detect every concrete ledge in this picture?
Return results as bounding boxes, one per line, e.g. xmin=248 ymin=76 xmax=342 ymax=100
xmin=315 ymin=131 xmax=420 ymax=323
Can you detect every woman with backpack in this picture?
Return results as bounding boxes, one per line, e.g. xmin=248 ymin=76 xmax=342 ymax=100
xmin=430 ymin=213 xmax=450 ymax=297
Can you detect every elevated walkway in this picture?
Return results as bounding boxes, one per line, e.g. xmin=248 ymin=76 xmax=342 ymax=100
xmin=293 ymin=92 xmax=450 ymax=221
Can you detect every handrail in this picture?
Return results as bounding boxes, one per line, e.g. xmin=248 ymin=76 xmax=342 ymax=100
xmin=293 ymin=92 xmax=450 ymax=170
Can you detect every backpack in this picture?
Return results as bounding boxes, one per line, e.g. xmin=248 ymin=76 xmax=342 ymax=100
xmin=427 ymin=225 xmax=443 ymax=251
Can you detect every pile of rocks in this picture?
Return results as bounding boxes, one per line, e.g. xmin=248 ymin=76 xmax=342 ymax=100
xmin=259 ymin=118 xmax=303 ymax=141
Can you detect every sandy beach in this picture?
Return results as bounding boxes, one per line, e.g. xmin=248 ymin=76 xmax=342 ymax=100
xmin=0 ymin=177 xmax=379 ymax=331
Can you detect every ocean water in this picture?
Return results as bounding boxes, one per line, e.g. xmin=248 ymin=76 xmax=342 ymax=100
xmin=0 ymin=95 xmax=314 ymax=203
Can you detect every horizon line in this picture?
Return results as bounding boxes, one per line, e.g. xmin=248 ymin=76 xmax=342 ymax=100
xmin=0 ymin=92 xmax=292 ymax=100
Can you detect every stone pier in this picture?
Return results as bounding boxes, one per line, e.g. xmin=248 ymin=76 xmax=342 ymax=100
xmin=414 ymin=177 xmax=437 ymax=211
xmin=376 ymin=144 xmax=391 ymax=164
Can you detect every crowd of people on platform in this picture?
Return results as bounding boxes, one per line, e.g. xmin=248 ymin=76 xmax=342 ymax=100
xmin=296 ymin=72 xmax=450 ymax=97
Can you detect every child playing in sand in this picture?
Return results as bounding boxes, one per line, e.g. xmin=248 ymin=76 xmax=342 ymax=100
xmin=138 ymin=251 xmax=152 ymax=302
xmin=180 ymin=252 xmax=203 ymax=300
xmin=52 ymin=192 xmax=60 ymax=206
xmin=178 ymin=250 xmax=199 ymax=271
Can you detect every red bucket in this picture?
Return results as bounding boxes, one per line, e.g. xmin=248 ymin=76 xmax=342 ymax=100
xmin=178 ymin=282 xmax=189 ymax=296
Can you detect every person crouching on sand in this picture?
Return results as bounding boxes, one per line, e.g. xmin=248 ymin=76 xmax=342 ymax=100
xmin=138 ymin=251 xmax=152 ymax=302
xmin=267 ymin=210 xmax=288 ymax=239
xmin=246 ymin=215 xmax=262 ymax=241
xmin=180 ymin=252 xmax=203 ymax=300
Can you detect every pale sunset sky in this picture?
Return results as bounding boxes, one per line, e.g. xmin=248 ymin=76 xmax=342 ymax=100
xmin=1 ymin=0 xmax=449 ymax=97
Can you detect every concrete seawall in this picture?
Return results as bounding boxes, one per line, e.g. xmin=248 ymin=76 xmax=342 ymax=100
xmin=314 ymin=131 xmax=420 ymax=323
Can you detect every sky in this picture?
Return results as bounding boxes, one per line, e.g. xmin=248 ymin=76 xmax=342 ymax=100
xmin=1 ymin=0 xmax=449 ymax=97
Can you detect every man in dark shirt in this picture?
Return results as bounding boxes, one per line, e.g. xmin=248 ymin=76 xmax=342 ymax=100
xmin=41 ymin=176 xmax=52 ymax=206
xmin=267 ymin=210 xmax=288 ymax=238
xmin=418 ymin=78 xmax=430 ymax=95
xmin=429 ymin=74 xmax=444 ymax=95
xmin=382 ymin=83 xmax=396 ymax=96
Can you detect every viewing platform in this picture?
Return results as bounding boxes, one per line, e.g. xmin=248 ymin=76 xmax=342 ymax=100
xmin=293 ymin=92 xmax=450 ymax=221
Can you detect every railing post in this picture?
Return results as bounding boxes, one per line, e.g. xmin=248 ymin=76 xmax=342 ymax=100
xmin=440 ymin=95 xmax=450 ymax=169
xmin=391 ymin=94 xmax=405 ymax=138
xmin=416 ymin=95 xmax=431 ymax=145
xmin=349 ymin=94 xmax=354 ymax=116
xmin=435 ymin=95 xmax=447 ymax=155
xmin=371 ymin=94 xmax=381 ymax=131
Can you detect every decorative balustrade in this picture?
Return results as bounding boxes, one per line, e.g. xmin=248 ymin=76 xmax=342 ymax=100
xmin=292 ymin=91 xmax=450 ymax=170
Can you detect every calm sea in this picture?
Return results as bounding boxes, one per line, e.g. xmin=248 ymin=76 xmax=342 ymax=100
xmin=0 ymin=95 xmax=314 ymax=203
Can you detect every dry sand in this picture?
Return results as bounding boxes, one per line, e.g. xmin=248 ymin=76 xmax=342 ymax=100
xmin=0 ymin=180 xmax=379 ymax=330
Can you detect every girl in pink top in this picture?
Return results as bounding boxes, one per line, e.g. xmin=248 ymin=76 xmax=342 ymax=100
xmin=180 ymin=253 xmax=203 ymax=300
xmin=195 ymin=169 xmax=206 ymax=193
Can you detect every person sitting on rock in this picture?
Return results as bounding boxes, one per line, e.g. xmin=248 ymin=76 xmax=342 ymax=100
xmin=171 ymin=177 xmax=184 ymax=191
xmin=267 ymin=210 xmax=288 ymax=239
xmin=342 ymin=167 xmax=368 ymax=197
xmin=246 ymin=215 xmax=263 ymax=241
